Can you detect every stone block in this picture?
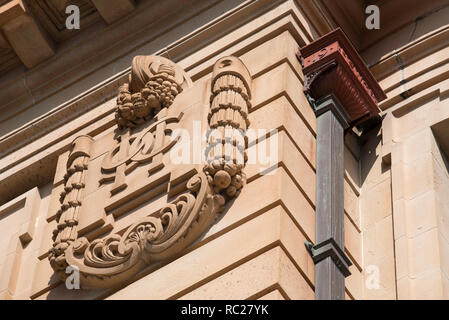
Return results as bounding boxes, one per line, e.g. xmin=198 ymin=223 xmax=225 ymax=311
xmin=408 ymin=228 xmax=440 ymax=278
xmin=392 ymin=199 xmax=406 ymax=239
xmin=38 ymin=219 xmax=57 ymax=260
xmin=252 ymin=62 xmax=316 ymax=134
xmin=400 ymin=128 xmax=432 ymax=164
xmin=404 ymin=190 xmax=437 ymax=238
xmin=411 ymin=269 xmax=444 ymax=299
xmin=91 ymin=0 xmax=135 ymax=24
xmin=361 ymin=178 xmax=392 ymax=231
xmin=30 ymin=257 xmax=60 ymax=299
xmin=345 ymin=263 xmax=363 ymax=300
xmin=402 ymin=154 xmax=434 ymax=200
xmin=344 ymin=215 xmax=362 ymax=269
xmin=344 ymin=179 xmax=360 ymax=230
xmin=257 ymin=289 xmax=285 ymax=300
xmin=179 ymin=247 xmax=313 ymax=300
xmin=2 ymin=14 xmax=54 ymax=68
xmin=394 ymin=235 xmax=409 ymax=280
xmin=248 ymin=96 xmax=316 ymax=168
xmin=0 ymin=0 xmax=25 ymax=26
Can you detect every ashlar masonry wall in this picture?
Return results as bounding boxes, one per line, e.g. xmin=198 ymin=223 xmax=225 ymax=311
xmin=0 ymin=2 xmax=366 ymax=300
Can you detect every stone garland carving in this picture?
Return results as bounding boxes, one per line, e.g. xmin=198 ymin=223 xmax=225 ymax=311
xmin=48 ymin=55 xmax=251 ymax=289
xmin=49 ymin=135 xmax=93 ymax=271
xmin=204 ymin=56 xmax=251 ymax=199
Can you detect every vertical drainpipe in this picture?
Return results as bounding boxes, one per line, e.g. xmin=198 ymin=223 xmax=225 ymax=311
xmin=311 ymin=95 xmax=352 ymax=299
xmin=297 ymin=28 xmax=387 ymax=300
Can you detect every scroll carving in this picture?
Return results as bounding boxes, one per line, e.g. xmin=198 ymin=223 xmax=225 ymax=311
xmin=48 ymin=55 xmax=252 ymax=289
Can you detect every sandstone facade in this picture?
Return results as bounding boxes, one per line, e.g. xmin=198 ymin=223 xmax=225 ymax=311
xmin=0 ymin=0 xmax=448 ymax=300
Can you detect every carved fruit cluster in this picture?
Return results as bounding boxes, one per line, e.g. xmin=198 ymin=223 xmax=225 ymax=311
xmin=204 ymin=159 xmax=245 ymax=199
xmin=144 ymin=66 xmax=182 ymax=109
xmin=115 ymin=66 xmax=183 ymax=128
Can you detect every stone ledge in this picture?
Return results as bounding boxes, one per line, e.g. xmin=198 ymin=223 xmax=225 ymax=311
xmin=33 ymin=205 xmax=313 ymax=299
xmin=178 ymin=246 xmax=314 ymax=300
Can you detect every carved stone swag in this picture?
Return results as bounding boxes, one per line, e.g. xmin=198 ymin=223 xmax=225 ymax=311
xmin=48 ymin=55 xmax=252 ymax=289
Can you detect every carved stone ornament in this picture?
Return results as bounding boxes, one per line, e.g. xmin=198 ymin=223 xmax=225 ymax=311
xmin=115 ymin=55 xmax=192 ymax=128
xmin=48 ymin=55 xmax=252 ymax=289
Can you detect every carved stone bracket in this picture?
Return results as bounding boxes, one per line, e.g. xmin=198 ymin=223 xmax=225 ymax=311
xmin=48 ymin=55 xmax=252 ymax=289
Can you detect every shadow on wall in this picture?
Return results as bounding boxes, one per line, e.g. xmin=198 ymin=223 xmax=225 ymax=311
xmin=432 ymin=117 xmax=449 ymax=170
xmin=359 ymin=123 xmax=384 ymax=187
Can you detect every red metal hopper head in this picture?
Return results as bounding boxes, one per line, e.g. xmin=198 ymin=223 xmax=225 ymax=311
xmin=298 ymin=28 xmax=387 ymax=127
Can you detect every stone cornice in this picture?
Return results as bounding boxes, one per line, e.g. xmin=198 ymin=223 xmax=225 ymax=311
xmin=294 ymin=0 xmax=449 ymax=115
xmin=0 ymin=1 xmax=311 ymax=160
xmin=372 ymin=24 xmax=449 ymax=111
xmin=368 ymin=25 xmax=449 ymax=74
xmin=0 ymin=1 xmax=254 ymax=138
xmin=292 ymin=0 xmax=333 ymax=38
xmin=0 ymin=0 xmax=279 ymax=153
xmin=0 ymin=0 xmax=316 ymax=206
